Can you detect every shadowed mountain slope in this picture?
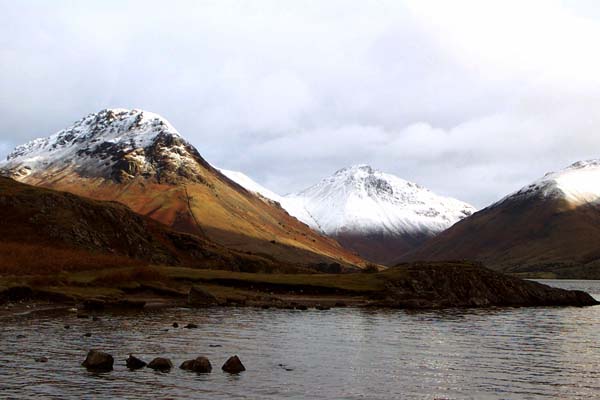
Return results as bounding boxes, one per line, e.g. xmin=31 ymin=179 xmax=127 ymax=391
xmin=402 ymin=161 xmax=600 ymax=278
xmin=0 ymin=176 xmax=318 ymax=275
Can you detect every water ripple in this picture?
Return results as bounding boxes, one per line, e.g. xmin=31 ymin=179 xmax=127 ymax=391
xmin=1 ymin=280 xmax=600 ymax=399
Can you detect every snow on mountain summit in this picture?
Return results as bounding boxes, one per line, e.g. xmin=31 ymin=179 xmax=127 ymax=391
xmin=219 ymin=164 xmax=476 ymax=237
xmin=495 ymin=160 xmax=600 ymax=207
xmin=285 ymin=164 xmax=476 ymax=236
xmin=0 ymin=108 xmax=209 ymax=184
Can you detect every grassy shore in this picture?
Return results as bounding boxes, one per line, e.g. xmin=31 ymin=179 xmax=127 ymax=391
xmin=1 ymin=261 xmax=597 ymax=311
xmin=0 ymin=264 xmax=395 ymax=307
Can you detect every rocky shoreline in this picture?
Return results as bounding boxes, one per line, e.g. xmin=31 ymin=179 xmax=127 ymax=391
xmin=1 ymin=262 xmax=597 ymax=316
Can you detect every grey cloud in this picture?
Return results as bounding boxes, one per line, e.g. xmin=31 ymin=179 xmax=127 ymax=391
xmin=1 ymin=0 xmax=600 ymax=208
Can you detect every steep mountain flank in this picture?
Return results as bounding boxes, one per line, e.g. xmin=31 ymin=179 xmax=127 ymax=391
xmin=0 ymin=177 xmax=311 ymax=274
xmin=403 ymin=161 xmax=600 ymax=278
xmin=0 ymin=109 xmax=364 ymax=270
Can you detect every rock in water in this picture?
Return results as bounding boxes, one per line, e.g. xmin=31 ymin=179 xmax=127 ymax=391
xmin=126 ymin=355 xmax=147 ymax=370
xmin=180 ymin=356 xmax=212 ymax=373
xmin=147 ymin=357 xmax=173 ymax=372
xmin=184 ymin=323 xmax=198 ymax=329
xmin=82 ymin=350 xmax=114 ymax=372
xmin=180 ymin=360 xmax=196 ymax=370
xmin=222 ymin=355 xmax=246 ymax=374
xmin=35 ymin=357 xmax=48 ymax=363
xmin=188 ymin=285 xmax=218 ymax=307
xmin=83 ymin=299 xmax=105 ymax=311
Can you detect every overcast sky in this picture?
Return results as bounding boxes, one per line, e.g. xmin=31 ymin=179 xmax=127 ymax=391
xmin=2 ymin=0 xmax=600 ymax=207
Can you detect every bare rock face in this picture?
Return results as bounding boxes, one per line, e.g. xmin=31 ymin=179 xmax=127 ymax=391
xmin=222 ymin=355 xmax=246 ymax=374
xmin=126 ymin=355 xmax=147 ymax=370
xmin=82 ymin=350 xmax=114 ymax=372
xmin=147 ymin=357 xmax=173 ymax=372
xmin=188 ymin=285 xmax=218 ymax=307
xmin=180 ymin=356 xmax=212 ymax=373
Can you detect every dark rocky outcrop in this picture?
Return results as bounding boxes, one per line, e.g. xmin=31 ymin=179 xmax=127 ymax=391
xmin=147 ymin=357 xmax=173 ymax=372
xmin=0 ymin=286 xmax=33 ymax=302
xmin=82 ymin=350 xmax=114 ymax=372
xmin=126 ymin=355 xmax=147 ymax=370
xmin=188 ymin=285 xmax=218 ymax=307
xmin=222 ymin=355 xmax=246 ymax=374
xmin=377 ymin=262 xmax=599 ymax=309
xmin=180 ymin=356 xmax=212 ymax=373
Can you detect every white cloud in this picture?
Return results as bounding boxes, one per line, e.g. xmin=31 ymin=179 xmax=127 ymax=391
xmin=2 ymin=0 xmax=600 ymax=207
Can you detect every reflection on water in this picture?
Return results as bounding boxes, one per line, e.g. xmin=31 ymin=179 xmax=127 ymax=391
xmin=1 ymin=280 xmax=600 ymax=399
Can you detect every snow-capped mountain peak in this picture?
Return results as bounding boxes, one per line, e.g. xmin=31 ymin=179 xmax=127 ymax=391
xmin=299 ymin=164 xmax=426 ymax=203
xmin=288 ymin=164 xmax=475 ymax=236
xmin=495 ymin=160 xmax=600 ymax=207
xmin=219 ymin=164 xmax=476 ymax=238
xmin=0 ymin=108 xmax=208 ymax=184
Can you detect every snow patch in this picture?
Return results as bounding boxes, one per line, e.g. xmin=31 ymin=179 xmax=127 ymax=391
xmin=495 ymin=160 xmax=600 ymax=206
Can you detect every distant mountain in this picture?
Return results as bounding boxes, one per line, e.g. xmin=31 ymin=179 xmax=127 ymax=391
xmin=221 ymin=165 xmax=475 ymax=264
xmin=403 ymin=160 xmax=600 ymax=278
xmin=0 ymin=109 xmax=364 ymax=271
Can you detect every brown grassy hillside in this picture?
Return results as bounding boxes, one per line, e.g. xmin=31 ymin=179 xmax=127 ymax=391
xmin=0 ymin=177 xmax=324 ymax=275
xmin=401 ymin=195 xmax=600 ymax=278
xmin=19 ymin=168 xmax=365 ymax=270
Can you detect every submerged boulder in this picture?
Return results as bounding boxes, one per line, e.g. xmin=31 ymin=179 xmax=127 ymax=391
xmin=147 ymin=357 xmax=173 ymax=372
xmin=180 ymin=356 xmax=212 ymax=373
xmin=82 ymin=350 xmax=114 ymax=372
xmin=83 ymin=299 xmax=106 ymax=311
xmin=222 ymin=355 xmax=246 ymax=374
xmin=126 ymin=355 xmax=147 ymax=370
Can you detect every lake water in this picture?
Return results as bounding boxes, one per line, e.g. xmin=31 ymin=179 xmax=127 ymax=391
xmin=1 ymin=280 xmax=600 ymax=399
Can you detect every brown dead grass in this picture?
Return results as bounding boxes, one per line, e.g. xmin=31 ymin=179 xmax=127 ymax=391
xmin=0 ymin=242 xmax=143 ymax=275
